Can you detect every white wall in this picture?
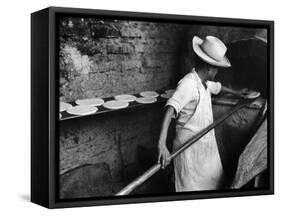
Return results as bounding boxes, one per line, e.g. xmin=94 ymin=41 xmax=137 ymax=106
xmin=0 ymin=0 xmax=279 ymax=215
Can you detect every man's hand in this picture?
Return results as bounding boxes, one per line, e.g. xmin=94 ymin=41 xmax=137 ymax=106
xmin=157 ymin=105 xmax=174 ymax=169
xmin=157 ymin=144 xmax=171 ymax=169
xmin=221 ymin=86 xmax=259 ymax=99
xmin=239 ymin=88 xmax=250 ymax=99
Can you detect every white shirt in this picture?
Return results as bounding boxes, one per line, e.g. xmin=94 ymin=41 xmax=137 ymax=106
xmin=166 ymin=68 xmax=221 ymax=121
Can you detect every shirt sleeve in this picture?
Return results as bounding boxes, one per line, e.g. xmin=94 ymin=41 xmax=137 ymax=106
xmin=165 ymin=77 xmax=197 ymax=118
xmin=206 ymin=80 xmax=222 ymax=95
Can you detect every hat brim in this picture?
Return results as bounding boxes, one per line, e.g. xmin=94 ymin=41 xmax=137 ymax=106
xmin=192 ymin=36 xmax=231 ymax=68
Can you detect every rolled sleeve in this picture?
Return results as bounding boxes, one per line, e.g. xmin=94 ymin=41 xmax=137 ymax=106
xmin=165 ymin=77 xmax=197 ymax=118
xmin=206 ymin=81 xmax=222 ymax=95
xmin=165 ymin=98 xmax=181 ymax=118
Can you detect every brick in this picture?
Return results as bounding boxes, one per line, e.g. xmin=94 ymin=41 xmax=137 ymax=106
xmin=107 ymin=43 xmax=135 ymax=54
xmin=120 ymin=24 xmax=144 ymax=38
xmin=98 ymin=61 xmax=122 ymax=73
xmin=134 ymin=43 xmax=145 ymax=53
xmin=142 ymin=56 xmax=163 ymax=68
xmin=121 ymin=60 xmax=142 ymax=71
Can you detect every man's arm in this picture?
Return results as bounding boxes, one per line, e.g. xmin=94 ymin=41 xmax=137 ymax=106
xmin=157 ymin=105 xmax=175 ymax=169
xmin=158 ymin=105 xmax=175 ymax=169
xmin=221 ymin=86 xmax=249 ymax=98
xmin=207 ymin=81 xmax=249 ymax=98
xmin=157 ymin=76 xmax=196 ymax=169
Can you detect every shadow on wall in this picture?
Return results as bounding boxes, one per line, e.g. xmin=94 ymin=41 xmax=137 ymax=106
xmin=60 ymin=163 xmax=113 ymax=198
xmin=59 ymin=107 xmax=176 ymax=199
xmin=219 ymin=38 xmax=268 ymax=97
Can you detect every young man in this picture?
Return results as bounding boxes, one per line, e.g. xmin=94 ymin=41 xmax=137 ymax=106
xmin=157 ymin=35 xmax=244 ymax=191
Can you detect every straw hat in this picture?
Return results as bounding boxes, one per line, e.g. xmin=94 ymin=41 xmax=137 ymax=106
xmin=192 ymin=35 xmax=231 ymax=68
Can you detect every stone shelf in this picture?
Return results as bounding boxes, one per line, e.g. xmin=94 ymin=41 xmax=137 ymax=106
xmin=60 ymin=92 xmax=265 ymax=121
xmin=60 ymin=93 xmax=168 ymax=121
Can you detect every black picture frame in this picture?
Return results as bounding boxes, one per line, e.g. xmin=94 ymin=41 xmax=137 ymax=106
xmin=31 ymin=6 xmax=274 ymax=208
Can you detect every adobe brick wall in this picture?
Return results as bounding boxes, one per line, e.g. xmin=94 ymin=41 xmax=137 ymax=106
xmin=59 ymin=18 xmax=266 ymax=102
xmin=59 ymin=17 xmax=187 ymax=102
